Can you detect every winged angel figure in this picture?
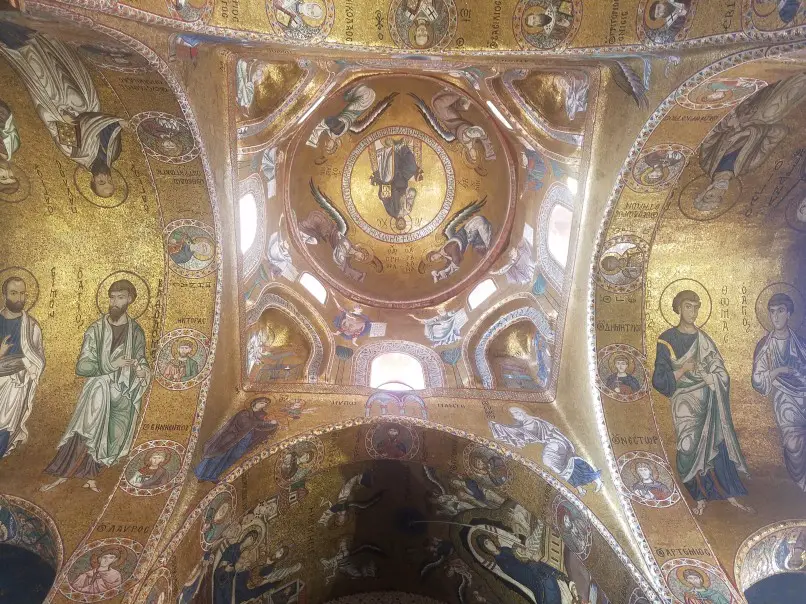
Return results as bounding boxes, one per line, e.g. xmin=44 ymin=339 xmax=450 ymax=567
xmin=307 ymin=84 xmax=398 ymax=160
xmin=419 ymin=196 xmax=493 ymax=283
xmin=408 ymin=90 xmax=496 ymax=175
xmin=297 ymin=180 xmax=383 ymax=283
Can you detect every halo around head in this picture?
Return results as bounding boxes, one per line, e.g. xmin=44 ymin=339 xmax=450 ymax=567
xmin=659 ymin=278 xmax=712 ymax=328
xmin=96 ymin=270 xmax=151 ymax=320
xmin=607 ymin=351 xmax=636 ymax=375
xmin=676 ymin=566 xmax=711 ymax=588
xmin=0 ymin=266 xmax=39 ymax=312
xmin=679 ymin=173 xmax=742 ymax=221
xmin=0 ymin=165 xmax=31 ymax=204
xmin=171 ymin=336 xmax=200 ymax=358
xmin=755 ymin=282 xmax=805 ymax=332
xmin=74 ymin=166 xmax=129 ymax=209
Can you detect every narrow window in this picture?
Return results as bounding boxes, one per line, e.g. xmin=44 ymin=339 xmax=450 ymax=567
xmin=370 ymin=353 xmax=426 ymax=391
xmin=299 ymin=272 xmax=327 ymax=304
xmin=238 ymin=193 xmax=257 ymax=253
xmin=468 ymin=278 xmax=497 ymax=310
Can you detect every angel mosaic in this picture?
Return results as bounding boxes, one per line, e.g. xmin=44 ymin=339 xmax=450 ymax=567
xmin=299 ymin=180 xmax=383 ymax=283
xmin=246 ymin=326 xmax=307 ymax=383
xmin=235 ymin=59 xmax=267 ymax=115
xmin=419 ymin=196 xmax=493 ymax=283
xmin=317 ymin=470 xmax=384 ymax=528
xmin=490 ymin=407 xmax=602 ymax=495
xmin=306 ymin=84 xmax=397 ymax=158
xmin=409 ymin=90 xmax=496 ymax=175
xmin=320 ymin=537 xmax=385 ymax=584
xmin=0 ymin=23 xmax=125 ymax=200
xmin=333 ymin=301 xmax=372 ymax=345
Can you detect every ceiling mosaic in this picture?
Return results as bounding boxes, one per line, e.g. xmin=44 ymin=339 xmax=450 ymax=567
xmin=1 ymin=1 xmax=806 ymax=603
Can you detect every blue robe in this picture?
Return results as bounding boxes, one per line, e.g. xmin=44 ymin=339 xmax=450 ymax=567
xmin=493 ymin=546 xmax=563 ymax=604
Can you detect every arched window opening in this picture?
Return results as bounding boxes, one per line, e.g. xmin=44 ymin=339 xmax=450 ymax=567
xmin=468 ymin=278 xmax=497 ymax=310
xmin=370 ymin=353 xmax=426 ymax=391
xmin=238 ymin=192 xmax=257 ymax=253
xmin=547 ymin=204 xmax=573 ymax=268
xmin=299 ymin=272 xmax=327 ymax=305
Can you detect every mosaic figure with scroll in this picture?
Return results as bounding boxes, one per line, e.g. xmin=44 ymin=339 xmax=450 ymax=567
xmin=420 ymin=196 xmax=492 ymax=283
xmin=0 ymin=22 xmax=124 ymax=198
xmin=300 ymin=180 xmax=383 ymax=283
xmin=652 ymin=290 xmax=752 ymax=515
xmin=694 ymin=72 xmax=806 ymax=212
xmin=0 ymin=276 xmax=44 ymax=459
xmin=0 ymin=100 xmax=20 ymax=196
xmin=409 ymin=90 xmax=496 ymax=175
xmin=306 ymin=84 xmax=397 ymax=156
xmin=42 ymin=279 xmax=151 ymax=493
xmin=490 ymin=407 xmax=602 ymax=495
xmin=752 ymin=293 xmax=806 ymax=491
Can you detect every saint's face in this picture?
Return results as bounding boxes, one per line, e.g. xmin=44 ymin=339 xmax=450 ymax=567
xmin=108 ymin=290 xmax=132 ymax=319
xmin=636 ymin=464 xmax=652 ymax=480
xmin=414 ymin=24 xmax=429 ymax=47
xmin=680 ymin=300 xmax=700 ymax=326
xmin=769 ymin=304 xmax=792 ymax=332
xmin=684 ymin=572 xmax=703 ymax=588
xmin=99 ymin=553 xmax=118 ymax=568
xmin=615 ymin=359 xmax=629 ymax=374
xmin=150 ymin=452 xmax=167 ymax=467
xmin=92 ymin=173 xmax=116 ymax=198
xmin=4 ymin=279 xmax=26 ymax=313
xmin=0 ymin=164 xmax=16 ymax=185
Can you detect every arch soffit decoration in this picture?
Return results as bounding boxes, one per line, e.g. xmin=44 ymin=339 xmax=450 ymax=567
xmin=537 ymin=181 xmax=575 ymax=292
xmin=11 ymin=2 xmax=226 ymax=600
xmin=353 ymin=341 xmax=446 ymax=389
xmin=586 ymin=43 xmax=806 ymax=599
xmin=157 ymin=417 xmax=663 ymax=603
xmin=244 ymin=286 xmax=329 ymax=384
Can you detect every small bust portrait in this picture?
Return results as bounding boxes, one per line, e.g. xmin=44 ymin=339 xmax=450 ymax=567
xmin=629 ymin=461 xmax=672 ymax=501
xmin=604 ymin=353 xmax=642 ymax=395
xmin=71 ymin=546 xmax=126 ymax=595
xmin=279 ymin=449 xmax=313 ymax=482
xmin=130 ymin=449 xmax=172 ymax=489
xmin=410 ymin=19 xmax=433 ymax=48
xmin=163 ymin=338 xmax=201 ymax=383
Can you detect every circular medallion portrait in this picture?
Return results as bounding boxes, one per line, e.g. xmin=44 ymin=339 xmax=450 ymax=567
xmin=167 ymin=0 xmax=213 ymax=22
xmin=122 ymin=441 xmax=184 ymax=495
xmin=677 ymin=77 xmax=767 ymax=110
xmin=596 ymin=344 xmax=648 ymax=402
xmin=596 ymin=235 xmax=649 ymax=293
xmin=76 ymin=43 xmax=151 ymax=73
xmin=342 ymin=126 xmax=455 ymax=243
xmin=274 ymin=438 xmax=324 ymax=487
xmin=133 ymin=112 xmax=199 ymax=164
xmin=462 ymin=444 xmax=512 ymax=490
xmin=749 ymin=0 xmax=806 ymax=31
xmin=201 ymin=489 xmax=236 ymax=549
xmin=165 ymin=219 xmax=217 ymax=278
xmin=513 ymin=0 xmax=581 ymax=50
xmin=140 ymin=566 xmax=173 ymax=604
xmin=0 ymin=101 xmax=30 ymax=204
xmin=755 ymin=282 xmax=806 ymax=333
xmin=659 ymin=277 xmax=712 ymax=328
xmin=289 ymin=74 xmax=514 ymax=309
xmin=661 ymin=558 xmax=737 ymax=604
xmin=735 ymin=521 xmax=806 ymax=593
xmin=74 ymin=164 xmax=129 ymax=209
xmin=366 ymin=421 xmax=421 ymax=461
xmin=551 ymin=496 xmax=592 ymax=559
xmin=95 ymin=270 xmax=151 ymax=321
xmin=637 ymin=0 xmax=697 ymax=44
xmin=785 ymin=190 xmax=806 ymax=233
xmin=388 ymin=0 xmax=458 ymax=51
xmin=61 ymin=539 xmax=143 ymax=601
xmin=155 ymin=329 xmax=211 ymax=390
xmin=617 ymin=451 xmax=681 ymax=507
xmin=267 ymin=0 xmax=336 ymax=42
xmin=628 ymin=144 xmax=692 ymax=192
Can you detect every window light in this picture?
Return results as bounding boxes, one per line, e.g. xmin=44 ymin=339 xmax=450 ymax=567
xmin=565 ymin=176 xmax=578 ymax=195
xmin=468 ymin=278 xmax=497 ymax=310
xmin=370 ymin=353 xmax=425 ymax=391
xmin=299 ymin=272 xmax=327 ymax=304
xmin=486 ymin=100 xmax=513 ymax=129
xmin=238 ymin=193 xmax=257 ymax=252
xmin=547 ymin=204 xmax=573 ymax=268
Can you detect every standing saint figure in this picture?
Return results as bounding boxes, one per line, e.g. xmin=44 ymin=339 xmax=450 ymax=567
xmin=0 ymin=22 xmax=124 ymax=198
xmin=652 ymin=289 xmax=752 ymax=515
xmin=752 ymin=292 xmax=806 ymax=491
xmin=490 ymin=407 xmax=602 ymax=495
xmin=0 ymin=100 xmax=21 ymax=196
xmin=0 ymin=276 xmax=44 ymax=459
xmin=694 ymin=72 xmax=806 ymax=212
xmin=41 ymin=279 xmax=151 ymax=493
xmin=194 ymin=397 xmax=279 ymax=482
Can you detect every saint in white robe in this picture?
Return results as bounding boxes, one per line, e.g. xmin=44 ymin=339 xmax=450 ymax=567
xmin=752 ymin=328 xmax=806 ymax=491
xmin=0 ymin=27 xmax=123 ymax=176
xmin=0 ymin=311 xmax=44 ymax=457
xmin=45 ymin=314 xmax=151 ymax=477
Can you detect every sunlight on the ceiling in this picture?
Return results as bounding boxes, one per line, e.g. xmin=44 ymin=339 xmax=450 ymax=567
xmin=486 ymin=100 xmax=513 ymax=129
xmin=299 ymin=272 xmax=327 ymax=304
xmin=468 ymin=278 xmax=497 ymax=310
xmin=547 ymin=204 xmax=573 ymax=268
xmin=565 ymin=176 xmax=578 ymax=195
xmin=238 ymin=193 xmax=257 ymax=252
xmin=370 ymin=352 xmax=426 ymax=391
